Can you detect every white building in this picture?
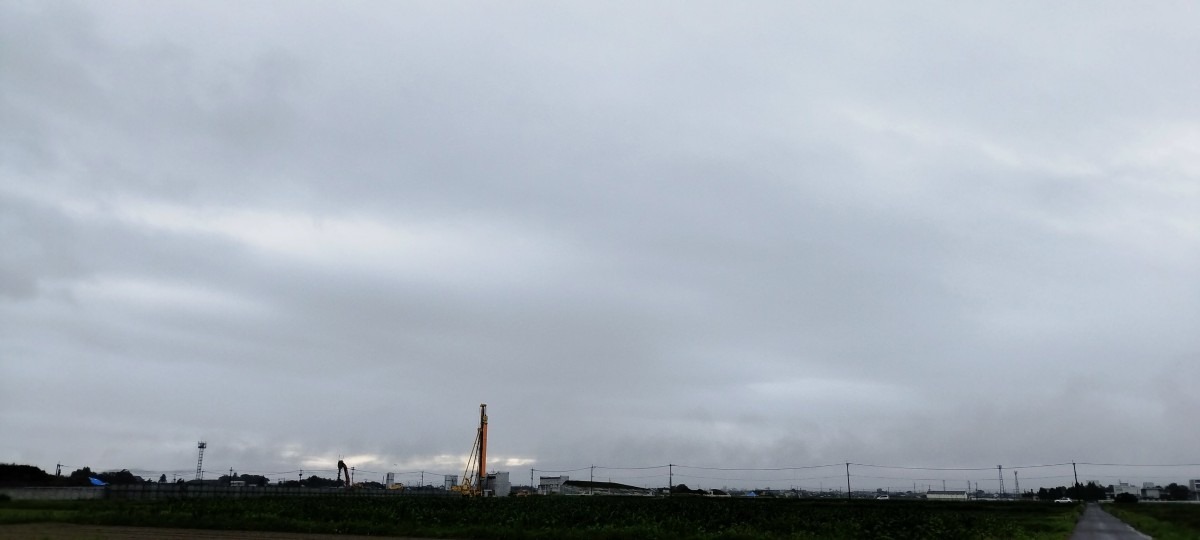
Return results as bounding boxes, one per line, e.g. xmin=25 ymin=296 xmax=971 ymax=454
xmin=484 ymin=471 xmax=511 ymax=497
xmin=1114 ymin=482 xmax=1139 ymax=498
xmin=1189 ymin=479 xmax=1200 ymax=501
xmin=1141 ymin=482 xmax=1161 ymax=500
xmin=539 ymin=475 xmax=569 ymax=495
xmin=926 ymin=490 xmax=968 ymax=501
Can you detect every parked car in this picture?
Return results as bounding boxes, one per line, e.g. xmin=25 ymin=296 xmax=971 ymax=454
xmin=1054 ymin=497 xmax=1073 ymax=503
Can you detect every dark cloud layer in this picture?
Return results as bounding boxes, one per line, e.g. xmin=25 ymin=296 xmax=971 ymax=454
xmin=3 ymin=1 xmax=1198 ymax=491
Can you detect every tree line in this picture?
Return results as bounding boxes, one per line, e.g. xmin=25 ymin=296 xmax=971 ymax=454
xmin=1034 ymin=481 xmax=1193 ymax=501
xmin=0 ymin=463 xmax=337 ymax=488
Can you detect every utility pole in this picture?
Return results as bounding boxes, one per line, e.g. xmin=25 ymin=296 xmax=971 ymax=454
xmin=56 ymin=463 xmax=61 ymax=477
xmin=1072 ymin=462 xmax=1079 ymax=487
xmin=845 ymin=463 xmax=852 ymax=501
xmin=668 ymin=464 xmax=673 ymax=495
xmin=1014 ymin=470 xmax=1020 ymax=496
xmin=997 ymin=465 xmax=1005 ymax=497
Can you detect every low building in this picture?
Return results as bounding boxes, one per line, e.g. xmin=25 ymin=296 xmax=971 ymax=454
xmin=559 ymin=480 xmax=651 ymax=496
xmin=1113 ymin=482 xmax=1139 ymax=498
xmin=1189 ymin=480 xmax=1200 ymax=501
xmin=926 ymin=490 xmax=968 ymax=501
xmin=484 ymin=471 xmax=511 ymax=497
xmin=538 ymin=475 xmax=569 ymax=495
xmin=1141 ymin=482 xmax=1160 ymax=500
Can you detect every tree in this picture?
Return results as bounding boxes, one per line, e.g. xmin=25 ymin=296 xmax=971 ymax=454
xmin=1066 ymin=482 xmax=1106 ymax=501
xmin=671 ymin=483 xmax=698 ymax=495
xmin=1037 ymin=486 xmax=1067 ymax=500
xmin=67 ymin=467 xmax=95 ymax=486
xmin=96 ymin=470 xmax=144 ymax=485
xmin=0 ymin=464 xmax=53 ymax=486
xmin=304 ymin=475 xmax=339 ymax=488
xmin=159 ymin=474 xmax=167 ymax=483
xmin=1164 ymin=483 xmax=1190 ymax=501
xmin=239 ymin=474 xmax=269 ymax=487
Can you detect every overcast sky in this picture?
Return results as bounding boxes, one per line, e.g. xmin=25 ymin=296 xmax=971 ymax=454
xmin=2 ymin=1 xmax=1198 ymax=492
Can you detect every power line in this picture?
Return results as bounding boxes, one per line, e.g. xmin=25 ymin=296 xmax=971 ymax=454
xmin=594 ymin=465 xmax=670 ymax=471
xmin=676 ymin=464 xmax=843 ymax=471
xmin=531 ymin=467 xmax=592 ymax=474
xmin=1077 ymin=462 xmax=1200 ymax=467
xmin=850 ymin=463 xmax=997 ymax=471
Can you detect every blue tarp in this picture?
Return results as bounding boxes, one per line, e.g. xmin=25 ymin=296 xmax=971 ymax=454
xmin=89 ymin=477 xmax=107 ymax=486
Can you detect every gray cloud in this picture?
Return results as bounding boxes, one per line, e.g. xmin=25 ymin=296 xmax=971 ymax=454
xmin=3 ymin=1 xmax=1198 ymax=491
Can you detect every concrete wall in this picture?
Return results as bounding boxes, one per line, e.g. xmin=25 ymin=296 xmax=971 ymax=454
xmin=0 ymin=485 xmax=456 ymax=500
xmin=0 ymin=487 xmax=105 ymax=500
xmin=106 ymin=484 xmax=454 ymax=499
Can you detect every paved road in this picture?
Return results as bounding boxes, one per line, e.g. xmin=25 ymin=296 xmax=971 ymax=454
xmin=1069 ymin=503 xmax=1151 ymax=540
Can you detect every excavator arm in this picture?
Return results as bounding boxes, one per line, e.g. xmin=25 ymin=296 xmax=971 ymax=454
xmin=337 ymin=459 xmax=351 ymax=487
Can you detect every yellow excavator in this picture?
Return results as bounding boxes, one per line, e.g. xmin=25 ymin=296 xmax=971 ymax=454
xmin=451 ymin=404 xmax=488 ymax=496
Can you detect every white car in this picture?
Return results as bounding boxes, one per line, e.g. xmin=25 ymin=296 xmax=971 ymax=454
xmin=1054 ymin=497 xmax=1073 ymax=503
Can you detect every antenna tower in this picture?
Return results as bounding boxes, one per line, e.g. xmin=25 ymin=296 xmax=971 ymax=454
xmin=195 ymin=441 xmax=207 ymax=480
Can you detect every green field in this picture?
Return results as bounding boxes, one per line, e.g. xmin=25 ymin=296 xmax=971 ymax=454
xmin=1 ymin=496 xmax=1083 ymax=539
xmin=1103 ymin=502 xmax=1200 ymax=540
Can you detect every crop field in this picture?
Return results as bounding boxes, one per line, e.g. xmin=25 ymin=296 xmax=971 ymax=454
xmin=1102 ymin=502 xmax=1200 ymax=540
xmin=1 ymin=496 xmax=1082 ymax=539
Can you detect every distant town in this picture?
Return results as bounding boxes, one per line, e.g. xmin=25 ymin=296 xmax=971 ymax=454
xmin=3 ymin=462 xmax=1197 ymax=503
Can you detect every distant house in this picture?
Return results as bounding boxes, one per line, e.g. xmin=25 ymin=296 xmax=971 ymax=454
xmin=925 ymin=490 xmax=968 ymax=501
xmin=1140 ymin=482 xmax=1161 ymax=500
xmin=559 ymin=480 xmax=651 ymax=496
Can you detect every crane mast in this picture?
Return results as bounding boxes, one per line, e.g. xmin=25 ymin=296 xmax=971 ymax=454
xmin=455 ymin=404 xmax=488 ymax=496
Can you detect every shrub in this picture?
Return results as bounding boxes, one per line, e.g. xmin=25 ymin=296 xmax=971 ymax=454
xmin=1114 ymin=493 xmax=1138 ymax=504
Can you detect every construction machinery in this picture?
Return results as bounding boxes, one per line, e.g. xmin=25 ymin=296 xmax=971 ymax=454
xmin=451 ymin=404 xmax=488 ymax=496
xmin=336 ymin=459 xmax=351 ymax=487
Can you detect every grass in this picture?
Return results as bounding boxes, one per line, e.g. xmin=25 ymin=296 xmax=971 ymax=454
xmin=1104 ymin=502 xmax=1200 ymax=540
xmin=0 ymin=496 xmax=1083 ymax=539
